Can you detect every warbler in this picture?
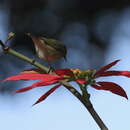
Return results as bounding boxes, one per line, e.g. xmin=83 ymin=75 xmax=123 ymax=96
xmin=27 ymin=33 xmax=67 ymax=62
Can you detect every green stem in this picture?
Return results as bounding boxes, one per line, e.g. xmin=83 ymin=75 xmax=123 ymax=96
xmin=0 ymin=40 xmax=108 ymax=130
xmin=79 ymin=84 xmax=108 ymax=130
xmin=82 ymin=99 xmax=108 ymax=130
xmin=79 ymin=84 xmax=90 ymax=99
xmin=5 ymin=47 xmax=49 ymax=72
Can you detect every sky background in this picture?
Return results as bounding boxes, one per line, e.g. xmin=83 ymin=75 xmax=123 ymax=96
xmin=0 ymin=1 xmax=130 ymax=130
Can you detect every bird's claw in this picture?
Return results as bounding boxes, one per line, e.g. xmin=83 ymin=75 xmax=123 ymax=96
xmin=48 ymin=66 xmax=55 ymax=73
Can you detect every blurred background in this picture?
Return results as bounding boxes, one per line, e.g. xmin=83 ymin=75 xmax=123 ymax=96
xmin=0 ymin=0 xmax=130 ymax=129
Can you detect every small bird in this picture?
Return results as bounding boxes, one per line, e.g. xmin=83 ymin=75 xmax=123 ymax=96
xmin=27 ymin=33 xmax=67 ymax=62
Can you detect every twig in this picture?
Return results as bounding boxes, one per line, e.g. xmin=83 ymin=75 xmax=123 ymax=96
xmin=83 ymin=99 xmax=108 ymax=130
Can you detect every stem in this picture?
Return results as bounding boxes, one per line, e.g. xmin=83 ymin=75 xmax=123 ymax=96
xmin=0 ymin=40 xmax=108 ymax=130
xmin=5 ymin=47 xmax=49 ymax=72
xmin=79 ymin=84 xmax=108 ymax=130
xmin=82 ymin=97 xmax=108 ymax=130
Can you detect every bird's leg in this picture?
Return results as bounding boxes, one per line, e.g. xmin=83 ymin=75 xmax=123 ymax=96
xmin=48 ymin=66 xmax=54 ymax=73
xmin=48 ymin=63 xmax=55 ymax=73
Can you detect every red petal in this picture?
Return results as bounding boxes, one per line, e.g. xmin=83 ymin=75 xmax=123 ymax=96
xmin=76 ymin=79 xmax=87 ymax=84
xmin=94 ymin=60 xmax=120 ymax=77
xmin=91 ymin=81 xmax=128 ymax=99
xmin=95 ymin=71 xmax=130 ymax=78
xmin=4 ymin=73 xmax=62 ymax=81
xmin=55 ymin=69 xmax=74 ymax=76
xmin=33 ymin=84 xmax=61 ymax=105
xmin=15 ymin=79 xmax=60 ymax=93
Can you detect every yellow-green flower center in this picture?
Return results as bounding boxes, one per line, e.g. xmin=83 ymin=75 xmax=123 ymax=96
xmin=64 ymin=69 xmax=96 ymax=85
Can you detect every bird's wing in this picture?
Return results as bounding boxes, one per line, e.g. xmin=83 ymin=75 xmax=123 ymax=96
xmin=30 ymin=36 xmax=49 ymax=59
xmin=42 ymin=37 xmax=66 ymax=52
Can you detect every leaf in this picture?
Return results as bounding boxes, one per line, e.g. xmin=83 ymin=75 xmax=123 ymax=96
xmin=15 ymin=79 xmax=61 ymax=93
xmin=55 ymin=69 xmax=74 ymax=76
xmin=4 ymin=73 xmax=62 ymax=81
xmin=33 ymin=84 xmax=61 ymax=105
xmin=91 ymin=81 xmax=128 ymax=99
xmin=95 ymin=71 xmax=130 ymax=78
xmin=94 ymin=60 xmax=120 ymax=77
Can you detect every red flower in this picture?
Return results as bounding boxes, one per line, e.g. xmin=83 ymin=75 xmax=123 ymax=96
xmin=3 ymin=60 xmax=129 ymax=105
xmin=55 ymin=60 xmax=129 ymax=99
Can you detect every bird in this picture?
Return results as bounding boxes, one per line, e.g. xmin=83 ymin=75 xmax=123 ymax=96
xmin=26 ymin=33 xmax=67 ymax=62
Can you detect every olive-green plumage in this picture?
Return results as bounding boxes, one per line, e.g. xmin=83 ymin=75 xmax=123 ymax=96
xmin=27 ymin=34 xmax=67 ymax=62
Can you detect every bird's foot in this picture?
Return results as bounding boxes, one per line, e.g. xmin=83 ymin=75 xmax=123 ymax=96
xmin=48 ymin=66 xmax=55 ymax=73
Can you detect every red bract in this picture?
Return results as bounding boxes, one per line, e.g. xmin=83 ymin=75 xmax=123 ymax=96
xmin=91 ymin=60 xmax=128 ymax=99
xmin=94 ymin=60 xmax=120 ymax=77
xmin=91 ymin=82 xmax=128 ymax=99
xmin=15 ymin=79 xmax=60 ymax=93
xmin=95 ymin=70 xmax=130 ymax=78
xmin=4 ymin=73 xmax=62 ymax=81
xmin=33 ymin=84 xmax=61 ymax=105
xmin=2 ymin=59 xmax=129 ymax=105
xmin=20 ymin=68 xmax=45 ymax=74
xmin=3 ymin=72 xmax=63 ymax=105
xmin=76 ymin=79 xmax=88 ymax=84
xmin=55 ymin=69 xmax=74 ymax=76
